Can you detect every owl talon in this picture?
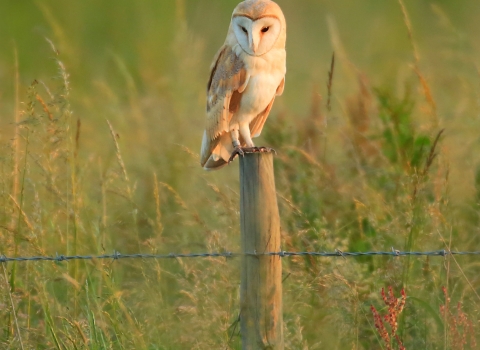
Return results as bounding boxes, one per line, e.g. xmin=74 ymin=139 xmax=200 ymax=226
xmin=229 ymin=146 xmax=277 ymax=163
xmin=244 ymin=146 xmax=276 ymax=154
xmin=257 ymin=146 xmax=276 ymax=154
xmin=228 ymin=146 xmax=245 ymax=163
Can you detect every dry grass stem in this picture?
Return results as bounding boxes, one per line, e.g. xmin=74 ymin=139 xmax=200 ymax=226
xmin=2 ymin=264 xmax=25 ymax=350
xmin=106 ymin=119 xmax=130 ymax=182
xmin=398 ymin=0 xmax=438 ymax=124
xmin=327 ymin=52 xmax=335 ymax=111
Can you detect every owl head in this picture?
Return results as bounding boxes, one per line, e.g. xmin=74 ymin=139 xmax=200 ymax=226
xmin=230 ymin=0 xmax=286 ymax=57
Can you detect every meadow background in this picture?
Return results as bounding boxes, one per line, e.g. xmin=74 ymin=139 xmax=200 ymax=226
xmin=1 ymin=0 xmax=480 ymax=348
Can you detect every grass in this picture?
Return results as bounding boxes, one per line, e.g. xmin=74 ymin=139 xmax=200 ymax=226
xmin=1 ymin=0 xmax=480 ymax=348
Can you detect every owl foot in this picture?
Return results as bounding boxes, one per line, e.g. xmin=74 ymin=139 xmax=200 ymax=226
xmin=242 ymin=146 xmax=276 ymax=154
xmin=228 ymin=146 xmax=276 ymax=163
xmin=228 ymin=146 xmax=245 ymax=163
xmin=253 ymin=146 xmax=277 ymax=155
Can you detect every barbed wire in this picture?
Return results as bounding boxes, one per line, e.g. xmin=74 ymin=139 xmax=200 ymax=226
xmin=1 ymin=249 xmax=479 ymax=263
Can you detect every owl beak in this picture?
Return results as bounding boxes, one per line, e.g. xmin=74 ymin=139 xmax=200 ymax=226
xmin=250 ymin=34 xmax=259 ymax=54
xmin=248 ymin=35 xmax=256 ymax=54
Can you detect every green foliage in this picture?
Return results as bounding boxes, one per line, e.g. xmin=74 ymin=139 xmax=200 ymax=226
xmin=375 ymin=88 xmax=434 ymax=177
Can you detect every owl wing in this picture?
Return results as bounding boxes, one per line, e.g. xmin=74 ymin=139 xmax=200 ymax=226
xmin=250 ymin=77 xmax=285 ymax=138
xmin=200 ymin=45 xmax=250 ymax=166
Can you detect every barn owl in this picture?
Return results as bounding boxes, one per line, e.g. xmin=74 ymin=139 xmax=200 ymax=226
xmin=200 ymin=0 xmax=286 ymax=170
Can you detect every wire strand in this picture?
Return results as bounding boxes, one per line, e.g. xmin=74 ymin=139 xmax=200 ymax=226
xmin=1 ymin=249 xmax=479 ymax=263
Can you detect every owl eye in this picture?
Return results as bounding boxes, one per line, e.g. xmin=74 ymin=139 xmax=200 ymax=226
xmin=241 ymin=26 xmax=247 ymax=34
xmin=261 ymin=26 xmax=270 ymax=33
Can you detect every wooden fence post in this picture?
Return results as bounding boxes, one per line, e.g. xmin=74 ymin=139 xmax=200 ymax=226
xmin=239 ymin=151 xmax=284 ymax=349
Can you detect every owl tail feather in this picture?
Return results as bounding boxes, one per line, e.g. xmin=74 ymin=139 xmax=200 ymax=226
xmin=203 ymin=157 xmax=228 ymax=170
xmin=200 ymin=131 xmax=233 ymax=170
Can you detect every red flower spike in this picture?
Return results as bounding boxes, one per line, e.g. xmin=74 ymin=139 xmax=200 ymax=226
xmin=395 ymin=335 xmax=406 ymax=350
xmin=371 ymin=305 xmax=391 ymax=348
xmin=440 ymin=286 xmax=477 ymax=349
xmin=371 ymin=287 xmax=407 ymax=349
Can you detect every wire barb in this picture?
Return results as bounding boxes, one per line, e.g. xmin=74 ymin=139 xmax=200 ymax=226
xmin=391 ymin=247 xmax=400 ymax=256
xmin=335 ymin=249 xmax=347 ymax=260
